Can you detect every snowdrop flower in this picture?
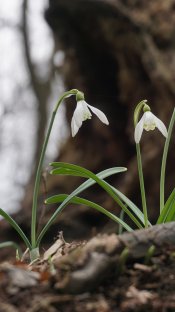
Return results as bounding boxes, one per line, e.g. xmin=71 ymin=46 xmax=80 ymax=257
xmin=134 ymin=111 xmax=168 ymax=143
xmin=71 ymin=92 xmax=109 ymax=136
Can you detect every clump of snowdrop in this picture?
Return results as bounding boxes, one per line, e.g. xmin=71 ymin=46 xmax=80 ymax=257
xmin=134 ymin=100 xmax=169 ymax=229
xmin=1 ymin=89 xmax=175 ymax=264
xmin=0 ymin=88 xmax=111 ymax=262
xmin=71 ymin=91 xmax=109 ymax=137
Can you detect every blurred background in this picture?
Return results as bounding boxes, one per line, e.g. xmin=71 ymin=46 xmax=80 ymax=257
xmin=0 ymin=0 xmax=68 ymax=214
xmin=1 ymin=0 xmax=175 ymax=241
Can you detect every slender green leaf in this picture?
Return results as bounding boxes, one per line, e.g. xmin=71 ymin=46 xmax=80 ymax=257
xmin=164 ymin=197 xmax=175 ymax=222
xmin=106 ymin=183 xmax=152 ymax=226
xmin=50 ymin=167 xmax=88 ymax=178
xmin=50 ymin=162 xmax=126 ymax=176
xmin=37 ymin=166 xmax=142 ymax=246
xmin=0 ymin=209 xmax=31 ymax=249
xmin=37 ymin=167 xmax=127 ymax=245
xmin=157 ymin=188 xmax=175 ymax=224
xmin=160 ymin=108 xmax=175 ymax=212
xmin=46 ymin=194 xmax=133 ymax=232
xmin=50 ymin=163 xmax=143 ymax=228
xmin=45 ymin=194 xmax=65 ymax=204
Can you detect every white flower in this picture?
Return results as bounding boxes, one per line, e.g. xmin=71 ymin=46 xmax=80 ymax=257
xmin=134 ymin=111 xmax=168 ymax=143
xmin=71 ymin=100 xmax=109 ymax=137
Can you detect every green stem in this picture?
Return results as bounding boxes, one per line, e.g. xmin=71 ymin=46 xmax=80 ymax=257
xmin=30 ymin=247 xmax=40 ymax=262
xmin=31 ymin=89 xmax=78 ymax=248
xmin=136 ymin=144 xmax=148 ymax=228
xmin=160 ymin=108 xmax=175 ymax=213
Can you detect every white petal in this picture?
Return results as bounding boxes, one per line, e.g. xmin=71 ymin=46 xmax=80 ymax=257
xmin=71 ymin=101 xmax=92 ymax=136
xmin=154 ymin=115 xmax=168 ymax=138
xmin=73 ymin=102 xmax=84 ymax=128
xmin=144 ymin=111 xmax=154 ymax=121
xmin=134 ymin=116 xmax=144 ymax=143
xmin=80 ymin=101 xmax=92 ymax=120
xmin=71 ymin=116 xmax=80 ymax=137
xmin=71 ymin=103 xmax=83 ymax=137
xmin=87 ymin=104 xmax=109 ymax=125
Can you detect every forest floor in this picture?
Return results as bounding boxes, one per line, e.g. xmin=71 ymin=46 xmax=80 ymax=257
xmin=1 ymin=230 xmax=175 ymax=312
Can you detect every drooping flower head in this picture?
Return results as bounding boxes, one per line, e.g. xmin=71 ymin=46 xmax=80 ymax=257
xmin=134 ymin=104 xmax=168 ymax=143
xmin=71 ymin=91 xmax=109 ymax=137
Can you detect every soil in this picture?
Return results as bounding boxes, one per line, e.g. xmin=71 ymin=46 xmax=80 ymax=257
xmin=1 ymin=230 xmax=175 ymax=312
